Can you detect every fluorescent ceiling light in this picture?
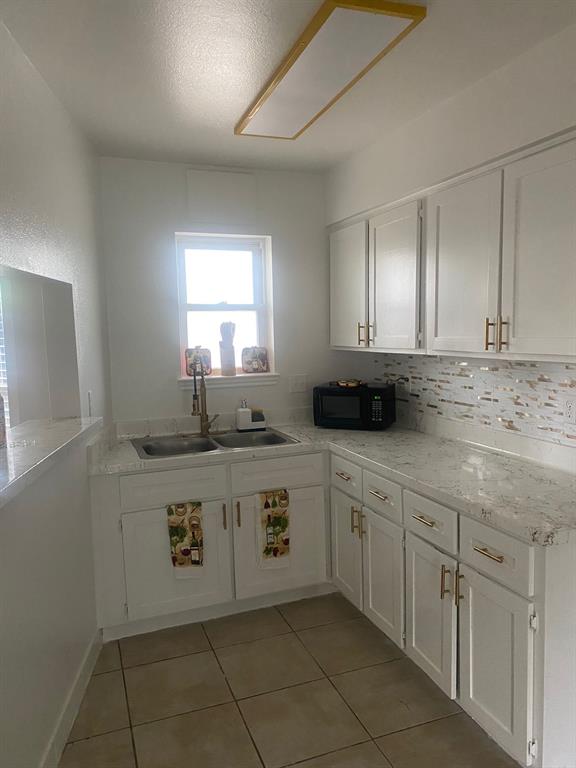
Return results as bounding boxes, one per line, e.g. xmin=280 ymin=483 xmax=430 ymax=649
xmin=235 ymin=0 xmax=426 ymax=140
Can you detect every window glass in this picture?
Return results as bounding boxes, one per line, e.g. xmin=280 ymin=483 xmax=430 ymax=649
xmin=187 ymin=310 xmax=258 ymax=371
xmin=185 ymin=249 xmax=254 ymax=305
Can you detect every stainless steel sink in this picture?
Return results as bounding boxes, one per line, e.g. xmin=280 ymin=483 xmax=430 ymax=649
xmin=131 ymin=435 xmax=219 ymax=458
xmin=212 ymin=430 xmax=295 ymax=449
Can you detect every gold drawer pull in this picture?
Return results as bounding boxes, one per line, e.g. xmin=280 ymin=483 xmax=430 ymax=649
xmin=368 ymin=489 xmax=389 ymax=503
xmin=350 ymin=507 xmax=359 ymax=534
xmin=367 ymin=323 xmax=374 ymax=345
xmin=484 ymin=317 xmax=495 ymax=350
xmin=222 ymin=503 xmax=227 ymax=530
xmin=412 ymin=513 xmax=436 ymax=528
xmin=357 ymin=321 xmax=366 ymax=346
xmin=359 ymin=512 xmax=366 ymax=538
xmin=497 ymin=316 xmax=509 ymax=352
xmin=454 ymin=568 xmax=464 ymax=607
xmin=236 ymin=501 xmax=241 ymax=527
xmin=336 ymin=470 xmax=352 ymax=482
xmin=440 ymin=564 xmax=451 ymax=600
xmin=473 ymin=545 xmax=504 ymax=564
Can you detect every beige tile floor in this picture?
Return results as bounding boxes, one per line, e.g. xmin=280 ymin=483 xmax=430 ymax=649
xmin=59 ymin=593 xmax=520 ymax=768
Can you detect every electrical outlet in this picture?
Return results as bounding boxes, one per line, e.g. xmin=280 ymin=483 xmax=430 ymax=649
xmin=289 ymin=374 xmax=308 ymax=393
xmin=566 ymin=399 xmax=576 ymax=425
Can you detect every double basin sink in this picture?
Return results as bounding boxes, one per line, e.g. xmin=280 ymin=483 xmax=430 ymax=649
xmin=131 ymin=429 xmax=296 ymax=459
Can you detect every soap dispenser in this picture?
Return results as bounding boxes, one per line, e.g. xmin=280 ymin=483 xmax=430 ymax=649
xmin=236 ymin=399 xmax=253 ymax=432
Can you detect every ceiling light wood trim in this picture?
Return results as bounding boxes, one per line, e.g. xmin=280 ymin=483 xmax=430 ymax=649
xmin=235 ymin=0 xmax=426 ymax=140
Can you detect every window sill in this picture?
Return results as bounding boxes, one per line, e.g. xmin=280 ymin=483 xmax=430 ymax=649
xmin=178 ymin=373 xmax=280 ymax=389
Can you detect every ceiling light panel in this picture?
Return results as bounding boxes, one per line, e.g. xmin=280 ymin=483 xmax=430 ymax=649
xmin=236 ymin=1 xmax=426 ymax=140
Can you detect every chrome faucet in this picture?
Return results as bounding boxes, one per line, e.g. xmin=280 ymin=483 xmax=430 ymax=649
xmin=197 ymin=363 xmax=219 ymax=436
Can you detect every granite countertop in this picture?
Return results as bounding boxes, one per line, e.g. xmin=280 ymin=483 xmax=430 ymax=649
xmin=91 ymin=423 xmax=576 ymax=546
xmin=0 ymin=417 xmax=103 ymax=509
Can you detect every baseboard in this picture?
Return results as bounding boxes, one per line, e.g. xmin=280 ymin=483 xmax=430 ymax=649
xmin=40 ymin=629 xmax=102 ymax=768
xmin=103 ymin=582 xmax=337 ymax=641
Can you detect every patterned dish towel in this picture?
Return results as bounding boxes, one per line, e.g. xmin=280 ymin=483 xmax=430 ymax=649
xmin=167 ymin=501 xmax=203 ymax=579
xmin=257 ymin=489 xmax=290 ymax=570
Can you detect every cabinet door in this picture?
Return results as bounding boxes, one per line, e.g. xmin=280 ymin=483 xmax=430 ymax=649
xmin=405 ymin=533 xmax=457 ymax=697
xmin=369 ymin=201 xmax=420 ymax=350
xmin=501 ymin=141 xmax=576 ymax=356
xmin=331 ymin=488 xmax=363 ymax=609
xmin=458 ymin=564 xmax=535 ymax=766
xmin=427 ymin=171 xmax=502 ymax=354
xmin=362 ymin=507 xmax=404 ymax=647
xmin=122 ymin=500 xmax=233 ymax=621
xmin=233 ymin=486 xmax=326 ymax=600
xmin=330 ymin=221 xmax=368 ymax=348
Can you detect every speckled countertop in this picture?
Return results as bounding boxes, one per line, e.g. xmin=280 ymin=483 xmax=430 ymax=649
xmin=0 ymin=417 xmax=103 ymax=509
xmin=91 ymin=423 xmax=576 ymax=546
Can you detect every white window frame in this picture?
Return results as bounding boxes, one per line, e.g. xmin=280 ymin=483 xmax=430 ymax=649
xmin=176 ymin=233 xmax=275 ymax=381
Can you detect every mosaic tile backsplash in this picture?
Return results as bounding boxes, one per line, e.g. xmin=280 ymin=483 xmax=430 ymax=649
xmin=367 ymin=355 xmax=576 ymax=448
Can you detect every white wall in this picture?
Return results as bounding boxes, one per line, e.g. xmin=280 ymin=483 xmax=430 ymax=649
xmin=326 ymin=23 xmax=576 ymax=223
xmin=100 ymin=158 xmax=360 ymax=422
xmin=0 ymin=22 xmax=109 ymax=768
xmin=0 ymin=22 xmax=110 ymax=419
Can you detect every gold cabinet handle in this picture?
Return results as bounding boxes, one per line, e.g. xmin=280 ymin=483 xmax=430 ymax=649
xmin=440 ymin=564 xmax=451 ymax=600
xmin=335 ymin=471 xmax=352 ymax=482
xmin=484 ymin=317 xmax=495 ymax=350
xmin=357 ymin=321 xmax=366 ymax=346
xmin=412 ymin=513 xmax=436 ymax=528
xmin=496 ymin=316 xmax=509 ymax=352
xmin=454 ymin=568 xmax=464 ymax=607
xmin=368 ymin=489 xmax=389 ymax=504
xmin=473 ymin=545 xmax=504 ymax=564
xmin=359 ymin=512 xmax=366 ymax=538
xmin=222 ymin=503 xmax=227 ymax=530
xmin=367 ymin=323 xmax=374 ymax=346
xmin=350 ymin=506 xmax=359 ymax=534
xmin=236 ymin=501 xmax=241 ymax=527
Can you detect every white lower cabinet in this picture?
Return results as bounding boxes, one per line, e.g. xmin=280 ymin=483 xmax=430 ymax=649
xmin=331 ymin=487 xmax=363 ymax=609
xmin=121 ymin=499 xmax=233 ymax=621
xmin=405 ymin=533 xmax=457 ymax=697
xmin=233 ymin=485 xmax=326 ymax=600
xmin=458 ymin=564 xmax=535 ymax=765
xmin=361 ymin=507 xmax=405 ymax=647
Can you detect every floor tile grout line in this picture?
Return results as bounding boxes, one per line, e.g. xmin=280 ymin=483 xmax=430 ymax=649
xmin=327 ymin=655 xmax=407 ymax=680
xmin=66 ymin=724 xmax=133 ymax=745
xmin=374 ymin=710 xmax=463 ymax=742
xmin=205 ymin=621 xmax=267 ymax=768
xmin=281 ymin=736 xmax=375 ymax=767
xmin=208 ymin=629 xmax=296 ymax=652
xmin=290 ymin=630 xmax=371 ymax=741
xmin=118 ymin=643 xmax=140 ymax=768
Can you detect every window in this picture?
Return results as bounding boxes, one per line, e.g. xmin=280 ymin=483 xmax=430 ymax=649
xmin=176 ymin=234 xmax=272 ymax=375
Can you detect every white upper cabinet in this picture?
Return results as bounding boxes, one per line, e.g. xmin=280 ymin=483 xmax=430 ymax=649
xmin=330 ymin=221 xmax=368 ymax=348
xmin=501 ymin=141 xmax=576 ymax=357
xmin=427 ymin=171 xmax=502 ymax=354
xmin=368 ymin=201 xmax=421 ymax=350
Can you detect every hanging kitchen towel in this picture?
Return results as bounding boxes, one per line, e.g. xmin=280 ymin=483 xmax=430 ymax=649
xmin=257 ymin=489 xmax=290 ymax=569
xmin=166 ymin=501 xmax=204 ymax=579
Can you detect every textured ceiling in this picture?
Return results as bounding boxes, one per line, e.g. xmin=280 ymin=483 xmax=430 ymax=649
xmin=1 ymin=0 xmax=575 ymax=170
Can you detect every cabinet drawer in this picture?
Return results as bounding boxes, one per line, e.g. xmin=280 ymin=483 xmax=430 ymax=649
xmin=330 ymin=455 xmax=362 ymax=501
xmin=460 ymin=517 xmax=534 ymax=597
xmin=404 ymin=491 xmax=458 ymax=555
xmin=362 ymin=470 xmax=403 ymax=524
xmin=231 ymin=453 xmax=323 ymax=495
xmin=120 ymin=465 xmax=226 ymax=511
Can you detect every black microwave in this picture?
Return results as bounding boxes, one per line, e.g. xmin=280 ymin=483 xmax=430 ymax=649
xmin=313 ymin=382 xmax=395 ymax=430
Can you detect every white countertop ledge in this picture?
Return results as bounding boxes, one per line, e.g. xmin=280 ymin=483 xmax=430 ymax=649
xmin=91 ymin=423 xmax=576 ymax=547
xmin=0 ymin=417 xmax=103 ymax=510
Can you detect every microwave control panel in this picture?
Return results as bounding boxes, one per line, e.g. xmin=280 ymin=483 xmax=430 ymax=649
xmin=371 ymin=395 xmax=384 ymax=422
